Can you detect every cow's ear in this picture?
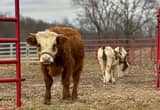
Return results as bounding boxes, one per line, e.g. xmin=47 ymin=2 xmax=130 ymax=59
xmin=56 ymin=34 xmax=68 ymax=45
xmin=26 ymin=33 xmax=37 ymax=46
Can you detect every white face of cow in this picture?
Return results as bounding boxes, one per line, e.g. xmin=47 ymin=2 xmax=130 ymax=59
xmin=36 ymin=30 xmax=58 ymax=64
xmin=28 ymin=30 xmax=58 ymax=64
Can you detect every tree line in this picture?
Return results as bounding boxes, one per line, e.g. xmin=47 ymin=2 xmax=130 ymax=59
xmin=72 ymin=0 xmax=158 ymax=39
xmin=0 ymin=14 xmax=74 ymax=41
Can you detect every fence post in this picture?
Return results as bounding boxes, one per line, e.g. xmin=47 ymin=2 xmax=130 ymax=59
xmin=150 ymin=37 xmax=153 ymax=62
xmin=156 ymin=7 xmax=160 ymax=89
xmin=26 ymin=43 xmax=30 ymax=63
xmin=95 ymin=39 xmax=100 ymax=59
xmin=140 ymin=47 xmax=142 ymax=64
xmin=129 ymin=39 xmax=135 ymax=64
xmin=112 ymin=38 xmax=117 ymax=48
xmin=10 ymin=43 xmax=13 ymax=57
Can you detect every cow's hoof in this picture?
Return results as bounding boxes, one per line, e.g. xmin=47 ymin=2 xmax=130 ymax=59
xmin=44 ymin=101 xmax=51 ymax=105
xmin=103 ymin=83 xmax=109 ymax=86
xmin=109 ymin=79 xmax=112 ymax=83
xmin=72 ymin=95 xmax=78 ymax=100
xmin=62 ymin=95 xmax=71 ymax=100
xmin=112 ymin=81 xmax=116 ymax=84
xmin=112 ymin=78 xmax=116 ymax=84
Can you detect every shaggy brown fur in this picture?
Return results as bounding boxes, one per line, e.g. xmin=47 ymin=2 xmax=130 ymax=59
xmin=26 ymin=26 xmax=84 ymax=104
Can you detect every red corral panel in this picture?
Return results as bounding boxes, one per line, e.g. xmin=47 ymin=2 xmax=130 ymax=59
xmin=0 ymin=0 xmax=25 ymax=107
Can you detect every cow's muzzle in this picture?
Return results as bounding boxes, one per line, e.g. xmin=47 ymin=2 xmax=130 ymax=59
xmin=39 ymin=52 xmax=55 ymax=65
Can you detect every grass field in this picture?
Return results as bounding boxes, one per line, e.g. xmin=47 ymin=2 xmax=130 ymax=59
xmin=0 ymin=52 xmax=160 ymax=110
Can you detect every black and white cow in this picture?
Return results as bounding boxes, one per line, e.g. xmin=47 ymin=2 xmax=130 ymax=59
xmin=97 ymin=46 xmax=129 ymax=84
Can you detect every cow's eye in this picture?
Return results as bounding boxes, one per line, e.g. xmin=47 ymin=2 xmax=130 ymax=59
xmin=37 ymin=44 xmax=41 ymax=51
xmin=52 ymin=44 xmax=57 ymax=51
xmin=53 ymin=44 xmax=56 ymax=48
xmin=37 ymin=44 xmax=41 ymax=48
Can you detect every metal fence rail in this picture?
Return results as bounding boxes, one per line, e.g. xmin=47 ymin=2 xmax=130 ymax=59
xmin=0 ymin=42 xmax=35 ymax=57
xmin=0 ymin=37 xmax=156 ymax=64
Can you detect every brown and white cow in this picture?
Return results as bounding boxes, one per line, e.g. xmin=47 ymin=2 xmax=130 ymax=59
xmin=26 ymin=26 xmax=84 ymax=104
xmin=97 ymin=46 xmax=129 ymax=84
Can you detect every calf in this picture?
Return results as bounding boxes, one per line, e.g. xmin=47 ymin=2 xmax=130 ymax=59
xmin=26 ymin=26 xmax=84 ymax=104
xmin=97 ymin=46 xmax=129 ymax=84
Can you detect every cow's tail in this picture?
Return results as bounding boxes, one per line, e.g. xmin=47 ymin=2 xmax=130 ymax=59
xmin=102 ymin=46 xmax=107 ymax=61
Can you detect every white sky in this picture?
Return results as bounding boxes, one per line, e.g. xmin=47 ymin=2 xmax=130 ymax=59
xmin=0 ymin=0 xmax=79 ymax=23
xmin=0 ymin=0 xmax=160 ymax=23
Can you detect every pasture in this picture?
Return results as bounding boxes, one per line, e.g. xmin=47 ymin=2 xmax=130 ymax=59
xmin=0 ymin=52 xmax=160 ymax=110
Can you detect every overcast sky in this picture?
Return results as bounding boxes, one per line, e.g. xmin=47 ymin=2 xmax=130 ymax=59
xmin=1 ymin=0 xmax=160 ymax=24
xmin=0 ymin=0 xmax=79 ymax=23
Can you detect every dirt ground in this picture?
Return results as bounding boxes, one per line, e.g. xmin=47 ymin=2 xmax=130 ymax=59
xmin=0 ymin=52 xmax=160 ymax=110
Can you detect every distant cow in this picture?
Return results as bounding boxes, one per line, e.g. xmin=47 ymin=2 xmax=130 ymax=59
xmin=114 ymin=46 xmax=129 ymax=77
xmin=97 ymin=46 xmax=129 ymax=84
xmin=26 ymin=26 xmax=84 ymax=104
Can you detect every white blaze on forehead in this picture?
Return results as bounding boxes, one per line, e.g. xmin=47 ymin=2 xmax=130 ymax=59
xmin=35 ymin=30 xmax=58 ymax=62
xmin=36 ymin=30 xmax=57 ymax=51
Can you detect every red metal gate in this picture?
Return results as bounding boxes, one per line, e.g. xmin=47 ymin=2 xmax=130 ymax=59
xmin=156 ymin=7 xmax=160 ymax=89
xmin=0 ymin=0 xmax=24 ymax=107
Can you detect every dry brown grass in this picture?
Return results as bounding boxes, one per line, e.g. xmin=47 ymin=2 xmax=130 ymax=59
xmin=0 ymin=52 xmax=159 ymax=110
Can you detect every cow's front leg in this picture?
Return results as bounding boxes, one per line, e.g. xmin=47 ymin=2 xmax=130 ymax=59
xmin=72 ymin=64 xmax=82 ymax=100
xmin=41 ymin=65 xmax=53 ymax=105
xmin=44 ymin=75 xmax=53 ymax=104
xmin=117 ymin=65 xmax=124 ymax=78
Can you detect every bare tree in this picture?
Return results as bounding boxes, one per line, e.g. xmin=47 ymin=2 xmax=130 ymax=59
xmin=72 ymin=0 xmax=157 ymax=39
xmin=112 ymin=0 xmax=157 ymax=38
xmin=72 ymin=0 xmax=115 ymax=38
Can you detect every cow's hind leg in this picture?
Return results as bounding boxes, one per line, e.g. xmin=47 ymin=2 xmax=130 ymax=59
xmin=104 ymin=65 xmax=112 ymax=84
xmin=98 ymin=58 xmax=106 ymax=84
xmin=61 ymin=68 xmax=72 ymax=100
xmin=72 ymin=66 xmax=82 ymax=100
xmin=111 ymin=69 xmax=116 ymax=84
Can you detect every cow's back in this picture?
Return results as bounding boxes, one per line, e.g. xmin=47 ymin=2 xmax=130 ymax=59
xmin=48 ymin=26 xmax=84 ymax=69
xmin=97 ymin=46 xmax=114 ymax=61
